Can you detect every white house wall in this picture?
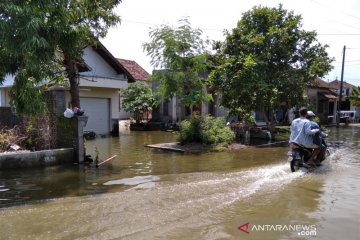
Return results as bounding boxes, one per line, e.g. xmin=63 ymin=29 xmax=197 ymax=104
xmin=0 ymin=74 xmax=15 ymax=107
xmin=79 ymin=77 xmax=128 ymax=89
xmin=82 ymin=47 xmax=128 ymax=80
xmin=66 ymin=87 xmax=130 ymax=120
xmin=0 ymin=89 xmax=3 ymax=106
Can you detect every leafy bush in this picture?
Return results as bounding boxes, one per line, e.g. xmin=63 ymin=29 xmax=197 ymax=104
xmin=120 ymin=81 xmax=158 ymax=123
xmin=179 ymin=115 xmax=235 ymax=145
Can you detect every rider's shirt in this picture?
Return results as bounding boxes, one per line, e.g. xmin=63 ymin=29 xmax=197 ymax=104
xmin=289 ymin=117 xmax=319 ymax=147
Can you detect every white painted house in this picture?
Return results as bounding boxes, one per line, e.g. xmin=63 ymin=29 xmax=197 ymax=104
xmin=0 ymin=42 xmax=137 ymax=134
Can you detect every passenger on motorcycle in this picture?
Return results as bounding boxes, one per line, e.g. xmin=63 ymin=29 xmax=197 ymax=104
xmin=289 ymin=107 xmax=321 ymax=166
xmin=305 ymin=111 xmax=327 ymax=165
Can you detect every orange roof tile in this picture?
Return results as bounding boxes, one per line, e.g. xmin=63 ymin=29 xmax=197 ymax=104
xmin=117 ymin=59 xmax=150 ymax=81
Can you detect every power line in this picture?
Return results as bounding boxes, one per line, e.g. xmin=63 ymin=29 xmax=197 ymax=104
xmin=122 ymin=19 xmax=158 ymax=26
xmin=311 ymin=0 xmax=360 ymax=23
xmin=318 ymin=33 xmax=360 ymax=36
xmin=122 ymin=18 xmax=360 ymax=36
xmin=334 ymin=59 xmax=360 ymax=63
xmin=334 ymin=63 xmax=360 ymax=67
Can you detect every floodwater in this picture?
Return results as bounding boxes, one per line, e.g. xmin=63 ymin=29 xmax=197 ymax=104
xmin=0 ymin=126 xmax=359 ymax=239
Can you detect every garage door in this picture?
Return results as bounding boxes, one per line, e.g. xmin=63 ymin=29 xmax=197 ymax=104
xmin=80 ymin=98 xmax=110 ymax=134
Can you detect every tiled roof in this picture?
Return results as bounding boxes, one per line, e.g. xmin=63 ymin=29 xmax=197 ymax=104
xmin=309 ymin=77 xmax=330 ymax=89
xmin=313 ymin=77 xmax=330 ymax=89
xmin=117 ymin=59 xmax=150 ymax=81
xmin=329 ymin=80 xmax=356 ymax=90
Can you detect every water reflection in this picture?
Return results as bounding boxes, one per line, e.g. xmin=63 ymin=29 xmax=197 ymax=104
xmin=0 ymin=126 xmax=359 ymax=239
xmin=0 ymin=127 xmax=356 ymax=208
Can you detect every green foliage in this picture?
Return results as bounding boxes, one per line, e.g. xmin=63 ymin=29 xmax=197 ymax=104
xmin=179 ymin=115 xmax=235 ymax=145
xmin=179 ymin=114 xmax=202 ymax=143
xmin=0 ymin=0 xmax=122 ymax=114
xmin=9 ymin=72 xmax=48 ymax=115
xmin=210 ymin=5 xmax=334 ymax=122
xmin=292 ymin=99 xmax=316 ymax=118
xmin=120 ymin=81 xmax=158 ymax=122
xmin=350 ymin=87 xmax=360 ymax=106
xmin=201 ymin=116 xmax=235 ymax=145
xmin=143 ymin=18 xmax=212 ymax=111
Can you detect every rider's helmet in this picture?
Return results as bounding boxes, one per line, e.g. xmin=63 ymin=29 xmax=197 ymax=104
xmin=307 ymin=111 xmax=316 ymax=118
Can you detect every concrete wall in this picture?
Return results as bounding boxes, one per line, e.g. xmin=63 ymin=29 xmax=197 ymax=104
xmin=0 ymin=148 xmax=74 ymax=169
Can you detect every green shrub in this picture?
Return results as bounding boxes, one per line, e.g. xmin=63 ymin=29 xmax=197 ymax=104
xmin=179 ymin=115 xmax=235 ymax=145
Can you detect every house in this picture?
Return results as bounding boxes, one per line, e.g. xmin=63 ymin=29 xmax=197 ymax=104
xmin=306 ymin=77 xmax=339 ymax=124
xmin=328 ymin=79 xmax=360 ymax=121
xmin=151 ymin=70 xmax=227 ymax=123
xmin=0 ymin=42 xmax=146 ymax=134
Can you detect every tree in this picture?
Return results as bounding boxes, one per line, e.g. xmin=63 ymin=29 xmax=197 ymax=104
xmin=210 ymin=5 xmax=333 ymax=125
xmin=350 ymin=87 xmax=360 ymax=106
xmin=120 ymin=81 xmax=158 ymax=123
xmin=0 ymin=0 xmax=121 ymax=114
xmin=143 ymin=18 xmax=212 ymax=119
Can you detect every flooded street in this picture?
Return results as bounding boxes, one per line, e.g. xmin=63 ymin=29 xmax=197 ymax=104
xmin=0 ymin=126 xmax=359 ymax=239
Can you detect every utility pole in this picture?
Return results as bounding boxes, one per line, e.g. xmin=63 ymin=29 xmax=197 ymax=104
xmin=337 ymin=45 xmax=346 ymax=128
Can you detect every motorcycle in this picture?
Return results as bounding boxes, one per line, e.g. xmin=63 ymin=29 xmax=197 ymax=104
xmin=288 ymin=139 xmax=330 ymax=172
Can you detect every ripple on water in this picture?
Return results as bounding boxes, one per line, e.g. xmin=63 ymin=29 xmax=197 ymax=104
xmin=103 ymin=175 xmax=160 ymax=190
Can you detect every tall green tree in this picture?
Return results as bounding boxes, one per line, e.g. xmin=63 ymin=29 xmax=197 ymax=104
xmin=350 ymin=87 xmax=360 ymax=106
xmin=210 ymin=5 xmax=333 ymax=124
xmin=0 ymin=0 xmax=121 ymax=114
xmin=120 ymin=81 xmax=158 ymax=123
xmin=143 ymin=18 xmax=212 ymax=119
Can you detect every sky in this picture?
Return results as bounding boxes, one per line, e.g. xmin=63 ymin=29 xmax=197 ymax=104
xmin=101 ymin=0 xmax=360 ymax=87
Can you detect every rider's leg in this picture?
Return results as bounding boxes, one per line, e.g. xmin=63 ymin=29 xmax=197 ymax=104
xmin=308 ymin=148 xmax=322 ymax=165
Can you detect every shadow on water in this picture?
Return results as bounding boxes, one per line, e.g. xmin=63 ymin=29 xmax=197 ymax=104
xmin=0 ymin=163 xmax=130 ymax=208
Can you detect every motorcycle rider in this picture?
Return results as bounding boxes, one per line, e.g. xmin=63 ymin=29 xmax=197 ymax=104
xmin=289 ymin=107 xmax=321 ymax=166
